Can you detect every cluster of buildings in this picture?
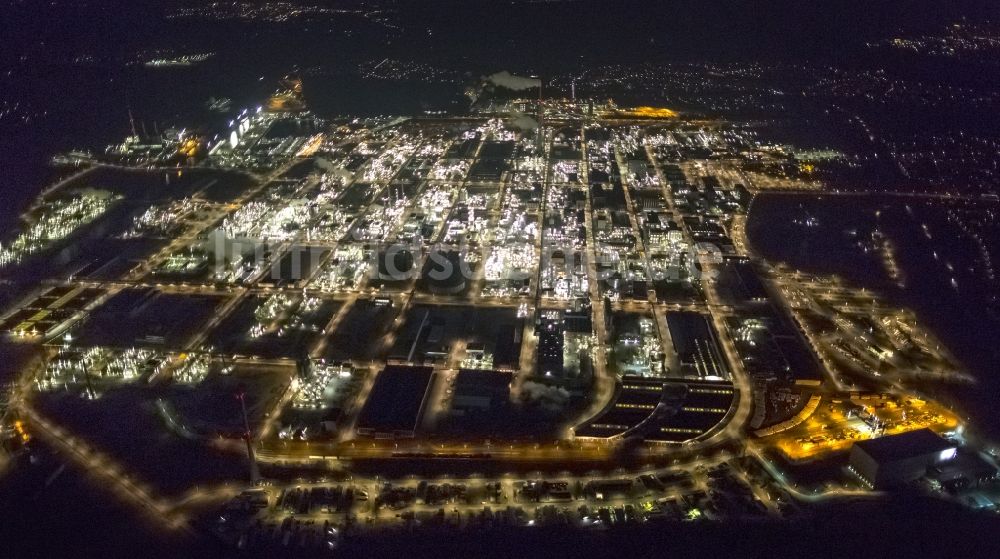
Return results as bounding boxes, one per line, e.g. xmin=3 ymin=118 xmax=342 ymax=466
xmin=4 ymin=83 xmax=998 ymax=546
xmin=0 ymin=191 xmax=120 ymax=269
xmin=39 ymin=344 xmax=167 ymax=395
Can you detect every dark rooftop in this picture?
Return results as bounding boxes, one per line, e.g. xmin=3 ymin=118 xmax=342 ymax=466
xmin=854 ymin=429 xmax=955 ymax=463
xmin=356 ymin=365 xmax=434 ymax=436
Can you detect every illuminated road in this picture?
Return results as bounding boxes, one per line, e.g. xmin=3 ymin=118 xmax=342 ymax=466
xmin=748 ymin=188 xmax=997 ymax=204
xmin=646 ymin=143 xmax=755 ymax=448
xmin=16 ymin=401 xmax=194 ymax=533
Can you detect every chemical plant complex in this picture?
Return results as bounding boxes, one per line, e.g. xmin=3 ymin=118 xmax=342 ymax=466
xmin=1 ymin=78 xmax=997 ymax=553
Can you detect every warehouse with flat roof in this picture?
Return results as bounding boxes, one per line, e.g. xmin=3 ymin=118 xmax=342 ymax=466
xmin=849 ymin=429 xmax=957 ymax=489
xmin=355 ymin=365 xmax=434 ymax=438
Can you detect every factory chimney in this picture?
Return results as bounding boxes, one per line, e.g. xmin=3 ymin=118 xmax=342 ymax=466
xmin=236 ymin=390 xmax=261 ymax=484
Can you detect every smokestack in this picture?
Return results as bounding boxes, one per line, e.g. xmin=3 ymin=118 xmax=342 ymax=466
xmin=236 ymin=391 xmax=261 ymax=484
xmin=128 ymin=108 xmax=138 ymax=138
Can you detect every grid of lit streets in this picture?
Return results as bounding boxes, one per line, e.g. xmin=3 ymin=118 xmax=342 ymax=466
xmin=1 ymin=81 xmax=998 ymax=553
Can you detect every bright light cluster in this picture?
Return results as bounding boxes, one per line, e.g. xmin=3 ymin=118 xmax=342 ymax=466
xmin=174 ymin=352 xmax=212 ymax=384
xmin=292 ymin=362 xmax=353 ymax=410
xmin=0 ymin=191 xmax=120 ymax=268
xmin=122 ymin=198 xmax=207 ymax=238
xmin=39 ymin=346 xmax=166 ymax=392
xmin=312 ymin=245 xmax=367 ymax=292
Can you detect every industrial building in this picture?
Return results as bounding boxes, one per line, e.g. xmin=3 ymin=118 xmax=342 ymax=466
xmin=665 ymin=311 xmax=729 ymax=379
xmin=355 ymin=365 xmax=434 ymax=439
xmin=574 ymin=376 xmax=734 ymax=443
xmin=927 ymin=450 xmax=999 ymax=493
xmin=450 ymin=369 xmax=513 ymax=416
xmin=849 ymin=429 xmax=957 ymax=489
